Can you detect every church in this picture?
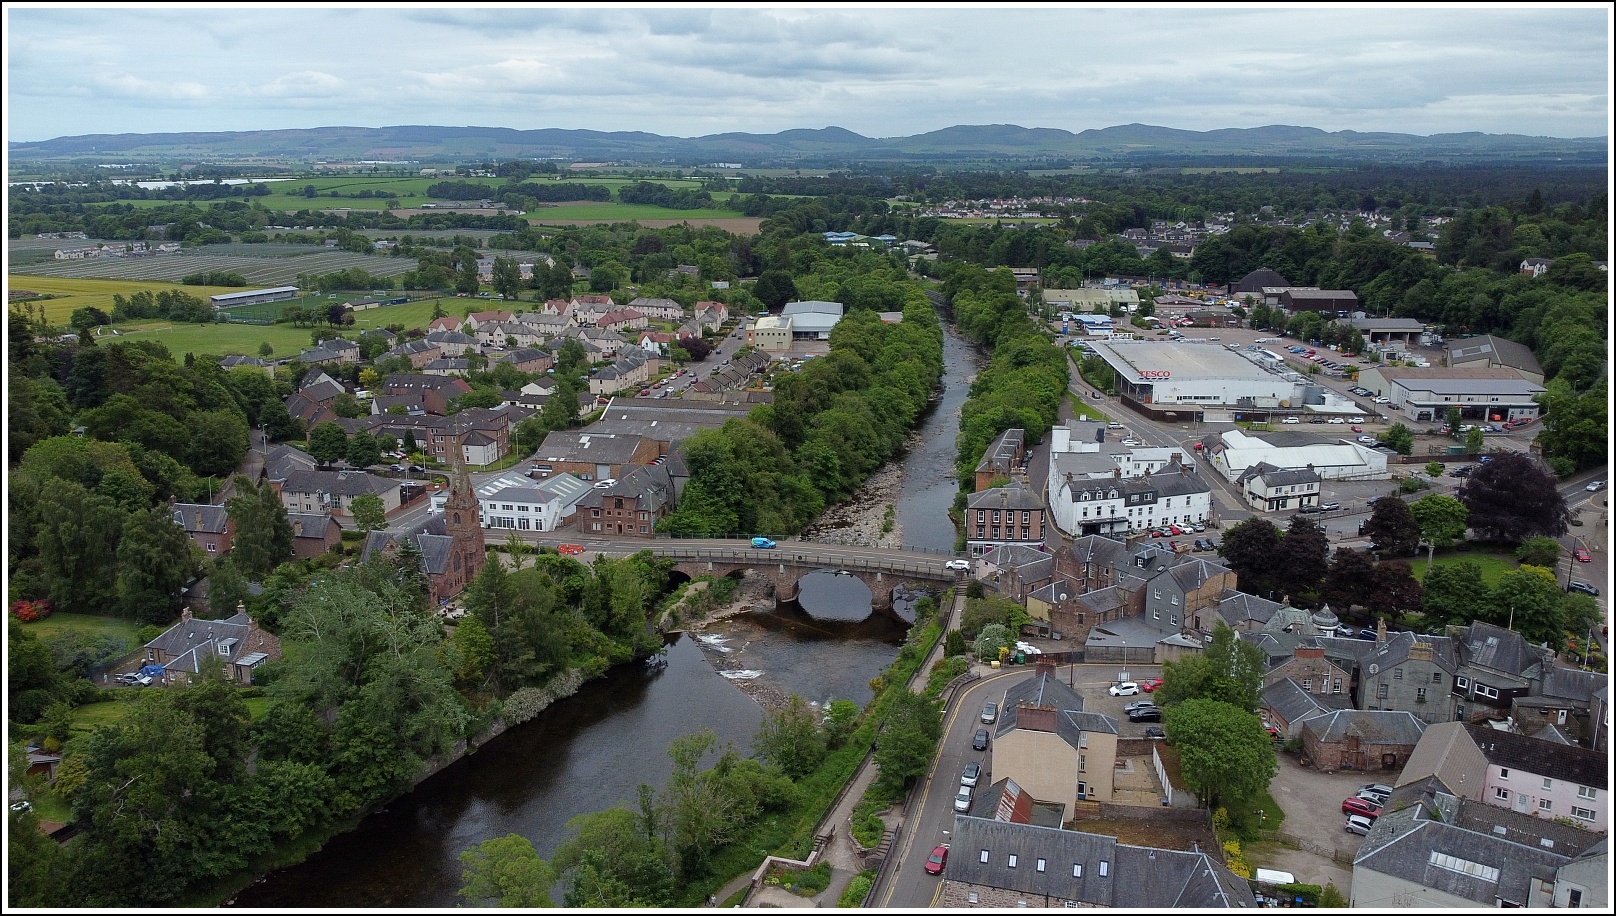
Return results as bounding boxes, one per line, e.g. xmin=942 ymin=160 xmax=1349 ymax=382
xmin=360 ymin=451 xmax=486 ymax=605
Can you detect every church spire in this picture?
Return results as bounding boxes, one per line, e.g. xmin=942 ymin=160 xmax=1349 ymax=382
xmin=441 ymin=442 xmax=485 ymax=598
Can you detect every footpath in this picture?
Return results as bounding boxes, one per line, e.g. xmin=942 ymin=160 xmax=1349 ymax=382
xmin=707 ymin=582 xmax=969 ymax=908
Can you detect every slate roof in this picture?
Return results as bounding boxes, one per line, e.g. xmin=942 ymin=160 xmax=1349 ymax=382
xmin=280 ymin=469 xmax=401 ymax=499
xmin=1534 ymin=665 xmax=1605 ymax=704
xmin=577 ymin=464 xmax=675 ymax=514
xmin=1465 ymin=723 xmax=1607 ymax=789
xmin=1360 ymin=631 xmax=1460 ymax=674
xmin=1354 ymin=794 xmax=1598 ymax=907
xmin=966 ymin=484 xmax=1044 ymax=512
xmin=1066 ymin=534 xmax=1133 ymax=572
xmin=1238 ymin=462 xmax=1321 ymax=488
xmin=144 ymin=612 xmax=269 ymax=676
xmin=172 ymin=503 xmax=229 ymax=534
xmin=1302 ymin=709 xmax=1427 ymax=746
xmin=263 ymin=443 xmax=318 ymax=482
xmin=945 ymin=816 xmax=1256 ymax=908
xmin=1074 ymin=585 xmax=1129 ymax=616
xmin=1458 ymin=622 xmax=1549 ymax=678
xmin=285 ymin=512 xmax=338 ymax=540
xmin=1233 ymin=267 xmax=1290 ymax=293
xmin=1262 ymin=678 xmax=1348 ymax=732
xmin=1163 ymin=555 xmax=1231 ymax=592
xmin=1214 ymin=589 xmax=1286 ymax=629
xmin=976 ymin=428 xmax=1025 ymax=475
xmin=425 ymin=330 xmax=476 ymax=346
xmin=534 ymin=431 xmax=652 ymax=466
xmin=361 ymin=514 xmax=454 ymax=575
xmin=1029 ymin=578 xmax=1082 ymax=604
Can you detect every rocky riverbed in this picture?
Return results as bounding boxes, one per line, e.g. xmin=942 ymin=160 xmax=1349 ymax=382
xmin=798 ymin=441 xmax=913 ymax=550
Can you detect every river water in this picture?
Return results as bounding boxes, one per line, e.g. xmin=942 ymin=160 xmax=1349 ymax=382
xmin=236 ymin=324 xmax=975 ymax=907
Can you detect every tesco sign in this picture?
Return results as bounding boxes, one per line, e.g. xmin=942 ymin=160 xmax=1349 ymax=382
xmin=1139 ymin=370 xmax=1171 ymax=380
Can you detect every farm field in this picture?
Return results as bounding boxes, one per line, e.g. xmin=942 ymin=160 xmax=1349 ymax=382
xmin=10 ymin=248 xmax=413 ymax=287
xmin=527 ymin=201 xmax=746 ymax=222
xmin=7 ymin=275 xmax=246 ymax=324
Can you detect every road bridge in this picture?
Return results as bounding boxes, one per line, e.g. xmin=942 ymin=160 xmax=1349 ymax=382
xmin=515 ymin=535 xmax=964 ymax=609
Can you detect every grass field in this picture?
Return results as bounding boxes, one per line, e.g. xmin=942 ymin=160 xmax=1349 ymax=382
xmin=8 ymin=275 xmax=245 ymax=324
xmin=1418 ymin=551 xmax=1519 ymax=586
xmin=19 ymin=612 xmax=145 ymax=645
xmin=10 ymin=248 xmax=414 ymax=287
xmin=529 ymin=201 xmax=746 ymax=222
xmin=67 ymin=695 xmax=272 ymax=734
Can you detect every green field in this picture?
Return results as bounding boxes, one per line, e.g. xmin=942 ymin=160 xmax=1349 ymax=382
xmin=8 ymin=275 xmax=245 ymax=324
xmin=1418 ymin=551 xmax=1519 ymax=586
xmin=67 ymin=695 xmax=271 ymax=734
xmin=18 ymin=612 xmax=145 ymax=645
xmin=529 ymin=202 xmax=746 ymax=222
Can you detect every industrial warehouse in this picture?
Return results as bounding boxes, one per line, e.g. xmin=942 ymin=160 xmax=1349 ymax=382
xmin=1081 ymin=339 xmax=1312 ymax=422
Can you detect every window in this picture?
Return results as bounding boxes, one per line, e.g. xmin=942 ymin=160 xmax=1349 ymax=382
xmin=1577 ymin=786 xmax=1597 ymax=800
xmin=1456 ymin=676 xmax=1469 ymax=689
xmin=1073 ymin=864 xmax=1083 ymax=878
xmin=1170 ymin=614 xmax=1178 ymax=626
xmin=206 ymin=543 xmax=217 ymax=552
xmin=1394 ymin=668 xmax=1403 ymax=680
xmin=1333 ymin=678 xmax=1343 ymax=694
xmin=1495 ymin=787 xmax=1510 ymax=801
xmin=1098 ymin=861 xmax=1109 ymax=877
xmin=1543 ymin=777 xmax=1553 ymax=791
xmin=1539 ymin=799 xmax=1552 ymax=812
xmin=640 ymin=526 xmax=648 ymax=534
xmin=1429 ymin=851 xmax=1499 ymax=882
xmin=1571 ymin=806 xmax=1596 ymax=821
xmin=1007 ymin=854 xmax=1018 ymax=868
xmin=591 ymin=523 xmax=600 ymax=531
xmin=1475 ymin=683 xmax=1499 ymax=699
xmin=1499 ymin=768 xmax=1509 ymax=780
xmin=592 ymin=509 xmax=600 ymax=517
xmin=1036 ymin=858 xmax=1046 ymax=873
xmin=980 ymin=850 xmax=990 ymax=864
xmin=1417 ymin=688 xmax=1427 ymax=702
xmin=1302 ymin=678 xmax=1313 ymax=691
xmin=1377 ymin=684 xmax=1389 ymax=700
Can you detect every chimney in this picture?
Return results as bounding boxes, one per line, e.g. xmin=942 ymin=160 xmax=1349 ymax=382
xmin=293 ymin=518 xmax=303 ymax=536
xmin=1113 ymin=467 xmax=1122 ymax=480
xmin=1295 ymin=644 xmax=1325 ymax=660
xmin=181 ymin=606 xmax=192 ymax=623
xmin=1408 ymin=641 xmax=1433 ymax=662
xmin=1376 ymin=617 xmax=1388 ymax=646
xmin=1016 ymin=702 xmax=1059 ymax=733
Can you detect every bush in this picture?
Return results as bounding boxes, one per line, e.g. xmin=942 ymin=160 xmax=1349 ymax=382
xmin=850 ymin=797 xmax=888 ymax=848
xmin=838 ymin=871 xmax=875 ymax=908
xmin=10 ymin=599 xmax=52 ymax=623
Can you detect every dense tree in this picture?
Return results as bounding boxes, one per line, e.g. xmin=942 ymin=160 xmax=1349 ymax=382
xmin=32 ymin=479 xmax=123 ymax=613
xmin=1457 ymin=452 xmax=1568 ymax=542
xmin=457 ymin=834 xmax=556 ymax=908
xmin=226 ymin=475 xmax=294 ymax=580
xmin=1275 ymin=516 xmax=1329 ymax=603
xmin=549 ymin=807 xmax=674 ymax=907
xmin=346 ymin=431 xmax=383 ymax=469
xmin=752 ymin=694 xmax=828 ymax=779
xmin=1367 ymin=560 xmax=1423 ymax=615
xmin=873 ymin=688 xmax=943 ymax=797
xmin=1219 ymin=517 xmax=1282 ymax=597
xmin=349 ymin=493 xmax=388 ymax=532
xmin=752 ymin=269 xmax=798 ymax=311
xmin=1409 ymin=494 xmax=1470 ymax=548
xmin=307 ymin=421 xmax=348 ymax=467
xmin=1321 ymin=548 xmax=1376 ymax=611
xmin=1364 ymin=497 xmax=1422 ymax=556
xmin=1378 ymin=422 xmax=1414 ymax=456
xmin=115 ymin=506 xmax=195 ymax=623
xmin=1488 ymin=565 xmax=1565 ymax=648
xmin=491 ymin=256 xmax=524 ymax=300
xmin=1534 ymin=378 xmax=1606 ymax=474
xmin=1158 ymin=622 xmax=1264 ymax=713
xmin=1163 ymin=698 xmax=1277 ymax=812
xmin=1514 ymin=536 xmax=1561 ymax=568
xmin=1420 ymin=560 xmax=1490 ymax=625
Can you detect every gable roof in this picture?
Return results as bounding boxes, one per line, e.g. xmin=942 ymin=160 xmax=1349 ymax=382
xmin=1457 ymin=622 xmax=1548 ymax=678
xmin=1302 ymin=708 xmax=1427 ymax=746
xmin=1262 ymin=677 xmax=1348 ymax=729
xmin=1465 ymin=723 xmax=1607 ymax=789
xmin=172 ymin=503 xmax=229 ymax=534
xmin=1445 ymin=334 xmax=1543 ymax=375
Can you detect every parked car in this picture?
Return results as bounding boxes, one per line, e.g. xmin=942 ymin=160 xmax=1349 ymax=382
xmin=1357 ymin=436 xmax=1377 ymax=444
xmin=1349 ymin=416 xmax=1366 ymax=424
xmin=1191 ymin=522 xmax=1205 ymax=532
xmin=115 ymin=672 xmax=152 ymax=686
xmin=1142 ymin=726 xmax=1166 ymax=739
xmin=925 ymin=844 xmax=950 ymax=875
xmin=1345 ymin=814 xmax=1375 ymax=836
xmin=1108 ymin=682 xmax=1140 ymax=697
xmin=972 ymin=729 xmax=990 ymax=751
xmin=750 ymin=537 xmax=777 ymax=549
xmin=961 ymin=762 xmax=981 ymax=788
xmin=1299 ymin=504 xmax=1321 ymax=513
xmin=1282 ymin=417 xmax=1300 ymax=424
xmin=1319 ymin=502 xmax=1340 ymax=511
xmin=1568 ymin=581 xmax=1600 ymax=597
xmin=1125 ymin=700 xmax=1158 ymax=714
xmin=1128 ymin=707 xmax=1162 ymax=723
xmin=10 ymin=800 xmax=32 ymax=813
xmin=1193 ymin=538 xmax=1214 ymax=551
xmin=1328 ymin=417 xmax=1346 ymax=424
xmin=981 ymin=703 xmax=999 ymax=724
xmin=945 ymin=559 xmax=970 ymax=571
xmin=1333 ymin=624 xmax=1356 ymax=637
xmin=954 ymin=786 xmax=973 ymax=812
xmin=1451 ymin=465 xmax=1473 ymax=478
xmin=1357 ymin=788 xmax=1390 ymax=805
xmin=557 ymin=544 xmax=585 ymax=556
xmin=1359 ymin=783 xmax=1394 ymax=797
xmin=1342 ymin=797 xmax=1383 ymax=819
xmin=1574 ymin=548 xmax=1592 ymax=563
xmin=1140 ymin=678 xmax=1164 ymax=692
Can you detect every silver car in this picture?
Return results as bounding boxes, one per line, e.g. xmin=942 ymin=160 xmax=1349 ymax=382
xmin=954 ymin=787 xmax=973 ymax=812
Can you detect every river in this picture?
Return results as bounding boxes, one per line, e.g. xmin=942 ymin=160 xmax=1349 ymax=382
xmin=236 ymin=323 xmax=976 ymax=907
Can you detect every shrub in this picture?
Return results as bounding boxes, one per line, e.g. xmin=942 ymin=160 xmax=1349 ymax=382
xmin=10 ymin=599 xmax=52 ymax=623
xmin=850 ymin=797 xmax=888 ymax=848
xmin=838 ymin=871 xmax=875 ymax=908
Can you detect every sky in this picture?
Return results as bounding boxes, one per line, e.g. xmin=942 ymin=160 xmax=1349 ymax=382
xmin=4 ymin=4 xmax=1612 ymax=142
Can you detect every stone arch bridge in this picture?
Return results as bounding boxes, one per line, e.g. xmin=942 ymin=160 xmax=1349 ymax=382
xmin=657 ymin=544 xmax=961 ymax=610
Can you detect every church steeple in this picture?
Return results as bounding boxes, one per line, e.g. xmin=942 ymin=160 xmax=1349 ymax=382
xmin=442 ymin=445 xmax=485 ymax=597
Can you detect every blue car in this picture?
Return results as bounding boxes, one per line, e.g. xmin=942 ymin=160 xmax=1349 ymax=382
xmin=750 ymin=537 xmax=777 ymax=549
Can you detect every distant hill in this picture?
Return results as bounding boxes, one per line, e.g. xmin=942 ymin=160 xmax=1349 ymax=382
xmin=8 ymin=123 xmax=1606 ymax=166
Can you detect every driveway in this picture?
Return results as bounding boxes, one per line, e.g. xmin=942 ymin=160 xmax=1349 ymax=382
xmin=1260 ymin=752 xmax=1372 ymax=891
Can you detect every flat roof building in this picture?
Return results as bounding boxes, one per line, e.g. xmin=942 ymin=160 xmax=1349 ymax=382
xmin=780 ymin=300 xmax=843 ymax=339
xmin=1082 ymin=340 xmax=1305 ymax=418
xmin=747 ymin=315 xmax=792 ymax=351
xmin=1445 ymin=334 xmax=1544 ymax=383
xmin=1338 ymin=316 xmax=1427 ymax=345
xmin=1202 ymin=429 xmax=1389 ymax=483
xmin=210 ymin=286 xmax=299 ymax=307
xmin=1356 ymin=366 xmax=1545 ymax=424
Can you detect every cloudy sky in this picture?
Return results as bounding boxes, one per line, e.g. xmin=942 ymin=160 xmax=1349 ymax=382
xmin=5 ymin=5 xmax=1611 ymax=142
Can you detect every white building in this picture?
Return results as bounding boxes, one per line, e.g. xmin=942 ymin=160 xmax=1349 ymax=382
xmin=1049 ymin=463 xmax=1212 ymax=537
xmin=1082 ymin=339 xmax=1305 ymax=417
xmin=1237 ymin=463 xmax=1322 ymax=512
xmin=432 ymin=471 xmax=591 ymax=532
xmin=747 ymin=316 xmax=793 ymax=352
xmin=780 ymin=300 xmax=843 ymax=339
xmin=1201 ymin=429 xmax=1389 ymax=483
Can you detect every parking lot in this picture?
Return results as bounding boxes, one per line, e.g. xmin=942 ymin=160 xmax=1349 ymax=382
xmin=1261 ymin=752 xmax=1381 ymax=892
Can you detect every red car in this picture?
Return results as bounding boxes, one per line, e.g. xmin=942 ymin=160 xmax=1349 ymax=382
xmin=925 ymin=844 xmax=950 ymax=875
xmin=1141 ymin=678 xmax=1164 ymax=692
xmin=1351 ymin=425 xmax=1363 ymax=432
xmin=1342 ymin=797 xmax=1383 ymax=819
xmin=1574 ymin=548 xmax=1592 ymax=563
xmin=557 ymin=544 xmax=585 ymax=556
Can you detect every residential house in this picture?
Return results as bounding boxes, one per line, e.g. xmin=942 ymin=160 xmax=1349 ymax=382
xmin=975 ymin=427 xmax=1025 ymax=490
xmin=286 ymin=511 xmax=342 ymax=559
xmin=981 ymin=544 xmax=1056 ymax=602
xmin=1262 ymin=676 xmax=1355 ymax=741
xmin=1048 ymin=464 xmax=1213 ymax=538
xmin=219 ymin=354 xmax=274 ymax=376
xmin=1237 ymin=462 xmax=1321 ymax=512
xmin=965 ymin=484 xmax=1047 ymax=554
xmin=380 ymin=338 xmax=442 ymax=369
xmin=370 ymin=393 xmax=426 ymax=416
xmin=278 ymin=469 xmax=402 ymax=517
xmin=296 ymin=337 xmax=360 ymax=367
xmin=540 ymin=298 xmax=572 ymax=317
xmin=568 ymin=294 xmax=615 ymax=326
xmin=692 ymin=300 xmax=727 ymax=323
xmin=427 ymin=316 xmax=462 ymax=333
xmin=989 ymin=666 xmax=1120 ymax=812
xmin=514 ymin=311 xmax=573 ymax=336
xmin=1351 ymin=784 xmax=1605 ymax=908
xmin=423 ymin=357 xmax=470 ymax=377
xmin=141 ymin=607 xmax=281 ymax=686
xmin=476 ymin=321 xmax=546 ymax=349
xmin=425 ymin=329 xmax=478 ymax=357
xmin=464 ymin=309 xmax=513 ymax=331
xmin=503 ymin=347 xmax=553 ymax=375
xmin=1139 ymin=555 xmax=1234 ymax=637
xmin=361 ymin=408 xmax=511 ymax=466
xmin=171 ymin=502 xmax=234 ymax=556
xmin=1263 ymin=642 xmax=1354 ymax=701
xmin=1450 ymin=622 xmax=1551 ymax=724
xmin=1399 ymin=722 xmax=1608 ymax=832
xmin=626 ymin=296 xmax=686 ymax=321
xmin=596 ymin=308 xmax=647 ymax=333
xmin=940 ymin=816 xmax=1256 ymax=908
xmin=588 ymin=351 xmax=651 ymax=396
xmin=382 ymin=373 xmax=473 ymax=415
xmin=573 ymin=464 xmax=677 ymax=537
xmin=1520 ymin=257 xmax=1555 ymax=278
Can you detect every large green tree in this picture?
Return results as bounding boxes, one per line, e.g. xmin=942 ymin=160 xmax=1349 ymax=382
xmin=1163 ymin=698 xmax=1277 ymax=812
xmin=307 ymin=422 xmax=349 ymax=467
xmin=1218 ymin=517 xmax=1282 ymax=597
xmin=1409 ymin=494 xmax=1470 ymax=548
xmin=458 ymin=834 xmax=556 ymax=908
xmin=115 ymin=506 xmax=195 ymax=624
xmin=1158 ymin=622 xmax=1264 ymax=713
xmin=1321 ymin=548 xmax=1376 ymax=611
xmin=1488 ymin=565 xmax=1565 ymax=648
xmin=873 ymin=688 xmax=943 ymax=797
xmin=1364 ymin=497 xmax=1422 ymax=557
xmin=226 ymin=475 xmax=294 ymax=580
xmin=1275 ymin=515 xmax=1329 ymax=603
xmin=1420 ymin=560 xmax=1491 ymax=626
xmin=752 ymin=693 xmax=828 ymax=780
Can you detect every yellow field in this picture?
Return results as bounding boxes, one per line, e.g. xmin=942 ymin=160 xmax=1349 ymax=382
xmin=8 ymin=275 xmax=245 ymax=324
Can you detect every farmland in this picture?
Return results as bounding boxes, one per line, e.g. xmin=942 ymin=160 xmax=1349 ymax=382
xmin=8 ymin=247 xmax=413 ymax=287
xmin=7 ymin=276 xmax=247 ymax=324
xmin=527 ymin=201 xmax=747 ymax=222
